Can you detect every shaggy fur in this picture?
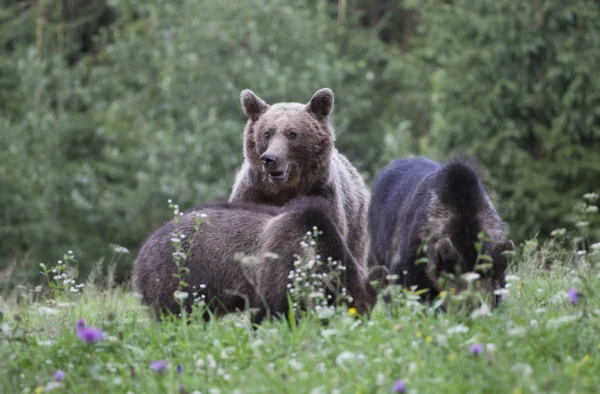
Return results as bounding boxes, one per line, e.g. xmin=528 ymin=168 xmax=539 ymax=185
xmin=368 ymin=156 xmax=513 ymax=306
xmin=229 ymin=88 xmax=370 ymax=269
xmin=132 ymin=197 xmax=387 ymax=325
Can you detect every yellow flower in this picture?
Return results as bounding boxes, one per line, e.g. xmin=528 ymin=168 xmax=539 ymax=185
xmin=425 ymin=336 xmax=433 ymax=343
xmin=416 ymin=331 xmax=423 ymax=338
xmin=348 ymin=307 xmax=357 ymax=316
xmin=439 ymin=291 xmax=447 ymax=298
xmin=447 ymin=353 xmax=457 ymax=361
xmin=512 ymin=388 xmax=522 ymax=394
xmin=449 ymin=287 xmax=456 ymax=295
xmin=34 ymin=387 xmax=45 ymax=394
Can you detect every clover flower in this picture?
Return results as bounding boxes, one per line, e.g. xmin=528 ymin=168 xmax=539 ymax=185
xmin=151 ymin=360 xmax=167 ymax=373
xmin=54 ymin=370 xmax=65 ymax=381
xmin=392 ymin=379 xmax=406 ymax=393
xmin=567 ymin=288 xmax=581 ymax=304
xmin=76 ymin=318 xmax=104 ymax=344
xmin=470 ymin=343 xmax=483 ymax=356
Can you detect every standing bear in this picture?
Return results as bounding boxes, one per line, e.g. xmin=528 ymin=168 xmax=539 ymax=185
xmin=132 ymin=197 xmax=388 ymax=325
xmin=229 ymin=88 xmax=370 ymax=269
xmin=368 ymin=156 xmax=514 ymax=307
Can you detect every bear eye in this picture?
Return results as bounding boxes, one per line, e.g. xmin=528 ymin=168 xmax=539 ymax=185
xmin=263 ymin=131 xmax=271 ymax=139
xmin=288 ymin=131 xmax=297 ymax=140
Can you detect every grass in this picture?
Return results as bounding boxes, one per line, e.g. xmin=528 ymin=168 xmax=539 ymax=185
xmin=1 ymin=239 xmax=600 ymax=394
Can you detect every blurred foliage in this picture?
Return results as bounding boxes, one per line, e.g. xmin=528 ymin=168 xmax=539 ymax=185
xmin=0 ymin=0 xmax=428 ymax=285
xmin=0 ymin=0 xmax=598 ymax=286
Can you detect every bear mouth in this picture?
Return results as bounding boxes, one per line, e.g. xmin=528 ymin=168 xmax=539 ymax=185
xmin=268 ymin=169 xmax=289 ymax=182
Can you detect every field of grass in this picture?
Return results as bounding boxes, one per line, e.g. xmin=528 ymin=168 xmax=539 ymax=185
xmin=1 ymin=236 xmax=600 ymax=394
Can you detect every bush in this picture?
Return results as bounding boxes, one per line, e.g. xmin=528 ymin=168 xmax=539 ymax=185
xmin=410 ymin=0 xmax=600 ymax=241
xmin=0 ymin=0 xmax=426 ymax=285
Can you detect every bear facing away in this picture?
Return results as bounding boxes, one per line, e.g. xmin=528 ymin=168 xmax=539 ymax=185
xmin=368 ymin=156 xmax=514 ymax=307
xmin=132 ymin=197 xmax=388 ymax=325
xmin=229 ymin=88 xmax=370 ymax=269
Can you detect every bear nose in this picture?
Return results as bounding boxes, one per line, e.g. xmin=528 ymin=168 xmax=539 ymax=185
xmin=260 ymin=154 xmax=277 ymax=167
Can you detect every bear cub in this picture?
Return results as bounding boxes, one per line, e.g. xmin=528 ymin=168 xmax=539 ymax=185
xmin=368 ymin=156 xmax=513 ymax=307
xmin=132 ymin=197 xmax=387 ymax=325
xmin=229 ymin=88 xmax=371 ymax=269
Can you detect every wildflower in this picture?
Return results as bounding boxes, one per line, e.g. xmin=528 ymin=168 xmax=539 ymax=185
xmin=176 ymin=365 xmax=183 ymax=374
xmin=447 ymin=353 xmax=457 ymax=361
xmin=425 ymin=336 xmax=433 ymax=343
xmin=462 ymin=272 xmax=480 ymax=283
xmin=44 ymin=382 xmax=63 ymax=392
xmin=348 ymin=307 xmax=357 ymax=316
xmin=567 ymin=288 xmax=581 ymax=304
xmin=34 ymin=387 xmax=45 ymax=394
xmin=470 ymin=343 xmax=483 ymax=356
xmin=392 ymin=379 xmax=405 ymax=393
xmin=415 ymin=331 xmax=423 ymax=338
xmin=151 ymin=360 xmax=167 ymax=373
xmin=394 ymin=324 xmax=404 ymax=332
xmin=76 ymin=319 xmax=104 ymax=344
xmin=54 ymin=370 xmax=65 ymax=381
xmin=439 ymin=290 xmax=447 ymax=298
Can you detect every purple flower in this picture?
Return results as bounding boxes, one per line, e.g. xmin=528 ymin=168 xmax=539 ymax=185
xmin=151 ymin=360 xmax=167 ymax=373
xmin=176 ymin=365 xmax=183 ymax=374
xmin=470 ymin=343 xmax=483 ymax=356
xmin=54 ymin=370 xmax=65 ymax=381
xmin=567 ymin=288 xmax=581 ymax=304
xmin=76 ymin=318 xmax=104 ymax=344
xmin=392 ymin=379 xmax=405 ymax=393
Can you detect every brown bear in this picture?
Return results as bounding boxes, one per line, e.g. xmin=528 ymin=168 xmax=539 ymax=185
xmin=131 ymin=196 xmax=388 ymax=325
xmin=368 ymin=156 xmax=514 ymax=309
xmin=229 ymin=88 xmax=371 ymax=269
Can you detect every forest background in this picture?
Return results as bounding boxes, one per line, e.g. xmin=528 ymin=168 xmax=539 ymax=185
xmin=1 ymin=0 xmax=599 ymax=287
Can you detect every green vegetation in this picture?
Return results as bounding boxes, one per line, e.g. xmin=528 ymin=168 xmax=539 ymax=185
xmin=1 ymin=226 xmax=600 ymax=393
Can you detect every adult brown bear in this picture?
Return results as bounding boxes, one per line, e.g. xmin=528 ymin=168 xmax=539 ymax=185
xmin=229 ymin=88 xmax=370 ymax=269
xmin=368 ymin=156 xmax=513 ymax=308
xmin=132 ymin=197 xmax=387 ymax=325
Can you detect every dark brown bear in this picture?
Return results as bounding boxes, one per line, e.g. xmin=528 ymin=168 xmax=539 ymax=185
xmin=132 ymin=197 xmax=387 ymax=325
xmin=368 ymin=156 xmax=514 ymax=308
xmin=229 ymin=88 xmax=370 ymax=269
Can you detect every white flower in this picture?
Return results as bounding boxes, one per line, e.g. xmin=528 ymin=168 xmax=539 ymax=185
xmin=408 ymin=361 xmax=418 ymax=373
xmin=44 ymin=382 xmax=63 ymax=392
xmin=38 ymin=307 xmax=60 ymax=316
xmin=174 ymin=291 xmax=189 ymax=300
xmin=507 ymin=326 xmax=527 ymax=337
xmin=511 ymin=363 xmax=533 ymax=377
xmin=336 ymin=351 xmax=358 ymax=369
xmin=546 ymin=313 xmax=582 ymax=328
xmin=470 ymin=304 xmax=492 ymax=319
xmin=505 ymin=274 xmax=520 ymax=283
xmin=447 ymin=324 xmax=469 ymax=335
xmin=67 ymin=250 xmax=73 ymax=255
xmin=494 ymin=288 xmax=510 ymax=297
xmin=288 ymin=359 xmax=304 ymax=371
xmin=462 ymin=272 xmax=481 ymax=283
xmin=485 ymin=343 xmax=496 ymax=353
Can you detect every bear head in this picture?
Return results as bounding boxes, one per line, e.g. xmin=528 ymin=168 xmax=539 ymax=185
xmin=239 ymin=88 xmax=335 ymax=191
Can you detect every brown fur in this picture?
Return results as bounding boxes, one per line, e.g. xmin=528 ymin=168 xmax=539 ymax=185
xmin=229 ymin=88 xmax=371 ymax=269
xmin=131 ymin=197 xmax=387 ymax=325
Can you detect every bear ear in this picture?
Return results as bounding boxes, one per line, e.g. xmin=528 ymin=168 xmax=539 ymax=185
xmin=306 ymin=88 xmax=334 ymax=119
xmin=241 ymin=89 xmax=269 ymax=121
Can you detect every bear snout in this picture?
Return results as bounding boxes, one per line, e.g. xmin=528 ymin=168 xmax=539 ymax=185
xmin=260 ymin=153 xmax=278 ymax=167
